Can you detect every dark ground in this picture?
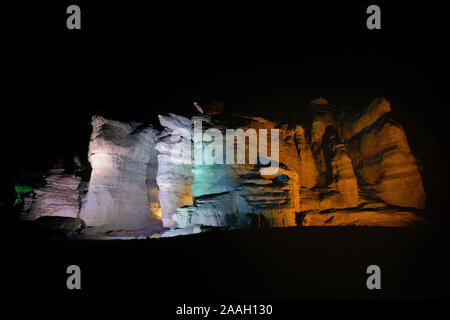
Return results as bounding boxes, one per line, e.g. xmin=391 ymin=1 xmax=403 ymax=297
xmin=7 ymin=224 xmax=450 ymax=300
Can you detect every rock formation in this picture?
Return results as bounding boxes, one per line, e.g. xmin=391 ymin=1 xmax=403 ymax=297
xmin=19 ymin=97 xmax=429 ymax=236
xmin=155 ymin=114 xmax=195 ymax=228
xmin=79 ymin=116 xmax=162 ymax=231
xmin=20 ymin=169 xmax=86 ymax=221
xmin=344 ymin=99 xmax=426 ymax=209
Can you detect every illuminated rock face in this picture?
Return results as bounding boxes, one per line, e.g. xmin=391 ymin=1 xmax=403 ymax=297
xmin=165 ymin=98 xmax=426 ymax=228
xmin=164 ymin=114 xmax=303 ymax=228
xmin=79 ymin=116 xmax=162 ymax=231
xmin=20 ymin=169 xmax=86 ymax=221
xmin=338 ymin=98 xmax=425 ymax=209
xmin=299 ymin=98 xmax=426 ymax=225
xmin=22 ymin=97 xmax=427 ymax=233
xmin=346 ymin=115 xmax=426 ymax=209
xmin=155 ymin=114 xmax=194 ymax=228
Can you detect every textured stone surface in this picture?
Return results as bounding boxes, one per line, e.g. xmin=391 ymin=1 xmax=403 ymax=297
xmin=20 ymin=169 xmax=86 ymax=221
xmin=20 ymin=97 xmax=428 ymax=234
xmin=165 ymin=98 xmax=426 ymax=229
xmin=345 ymin=101 xmax=426 ymax=209
xmin=79 ymin=116 xmax=162 ymax=231
xmin=167 ymin=114 xmax=302 ymax=228
xmin=155 ymin=114 xmax=194 ymax=228
xmin=302 ymin=209 xmax=429 ymax=227
xmin=31 ymin=216 xmax=86 ymax=234
xmin=340 ymin=97 xmax=392 ymax=141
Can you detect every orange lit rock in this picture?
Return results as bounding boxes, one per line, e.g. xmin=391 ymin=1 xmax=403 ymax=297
xmin=299 ymin=100 xmax=359 ymax=213
xmin=340 ymin=97 xmax=391 ymax=141
xmin=348 ymin=116 xmax=426 ymax=209
xmin=164 ymin=97 xmax=427 ymax=230
xmin=302 ymin=209 xmax=429 ymax=227
xmin=309 ymin=99 xmax=339 ymax=186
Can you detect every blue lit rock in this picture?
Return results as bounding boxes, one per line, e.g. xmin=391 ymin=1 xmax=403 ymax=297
xmin=173 ymin=191 xmax=237 ymax=228
xmin=169 ymin=113 xmax=304 ymax=228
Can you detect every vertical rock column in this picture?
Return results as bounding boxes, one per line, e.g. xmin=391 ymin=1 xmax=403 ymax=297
xmin=20 ymin=170 xmax=86 ymax=221
xmin=80 ymin=116 xmax=161 ymax=231
xmin=299 ymin=98 xmax=359 ymax=212
xmin=155 ymin=114 xmax=194 ymax=228
xmin=344 ymin=98 xmax=426 ymax=209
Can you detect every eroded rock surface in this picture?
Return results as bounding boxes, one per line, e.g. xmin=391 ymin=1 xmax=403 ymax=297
xmin=20 ymin=97 xmax=428 ymax=236
xmin=155 ymin=114 xmax=194 ymax=228
xmin=20 ymin=169 xmax=86 ymax=221
xmin=346 ymin=114 xmax=426 ymax=209
xmin=79 ymin=116 xmax=162 ymax=231
xmin=165 ymin=98 xmax=427 ymax=229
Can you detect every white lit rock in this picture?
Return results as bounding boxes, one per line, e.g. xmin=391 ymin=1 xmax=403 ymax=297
xmin=79 ymin=115 xmax=162 ymax=231
xmin=155 ymin=114 xmax=194 ymax=228
xmin=20 ymin=170 xmax=85 ymax=221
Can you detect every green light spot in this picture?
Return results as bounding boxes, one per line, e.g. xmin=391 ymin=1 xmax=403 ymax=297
xmin=13 ymin=184 xmax=34 ymax=207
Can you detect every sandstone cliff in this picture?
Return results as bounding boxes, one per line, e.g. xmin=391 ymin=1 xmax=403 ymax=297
xmin=20 ymin=169 xmax=86 ymax=221
xmin=78 ymin=115 xmax=162 ymax=231
xmin=19 ymin=97 xmax=428 ymax=236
